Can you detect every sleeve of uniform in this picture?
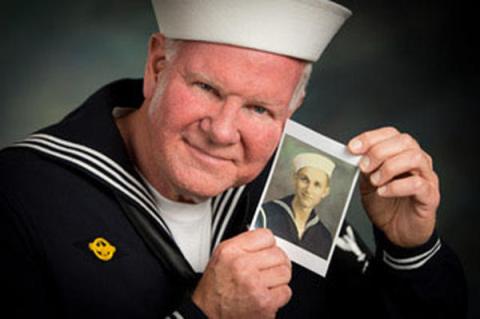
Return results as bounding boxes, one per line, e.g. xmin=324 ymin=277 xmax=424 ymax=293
xmin=327 ymin=222 xmax=467 ymax=318
xmin=0 ymin=190 xmax=62 ymax=318
xmin=368 ymin=227 xmax=468 ymax=318
xmin=163 ymin=299 xmax=207 ymax=319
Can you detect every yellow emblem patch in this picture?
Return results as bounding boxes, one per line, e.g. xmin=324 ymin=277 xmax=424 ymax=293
xmin=88 ymin=237 xmax=116 ymax=261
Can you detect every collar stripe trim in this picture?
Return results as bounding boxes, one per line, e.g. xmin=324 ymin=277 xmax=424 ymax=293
xmin=273 ymin=199 xmax=295 ymax=221
xmin=305 ymin=215 xmax=320 ymax=230
xmin=31 ymin=133 xmax=156 ymax=205
xmin=13 ymin=140 xmax=172 ymax=236
xmin=211 ymin=188 xmax=234 ymax=235
xmin=16 ymin=133 xmax=245 ymax=253
xmin=23 ymin=135 xmax=158 ymax=214
xmin=382 ymin=239 xmax=441 ymax=270
xmin=212 ymin=193 xmax=223 ymax=213
xmin=272 ymin=199 xmax=320 ymax=230
xmin=211 ymin=185 xmax=246 ymax=250
xmin=259 ymin=207 xmax=267 ymax=228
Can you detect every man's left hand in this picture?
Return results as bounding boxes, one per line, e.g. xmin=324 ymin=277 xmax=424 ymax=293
xmin=348 ymin=127 xmax=440 ymax=248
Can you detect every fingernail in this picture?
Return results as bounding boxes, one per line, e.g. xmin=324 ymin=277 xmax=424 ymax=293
xmin=378 ymin=186 xmax=387 ymax=195
xmin=370 ymin=171 xmax=381 ymax=185
xmin=349 ymin=139 xmax=362 ymax=152
xmin=360 ymin=156 xmax=370 ymax=171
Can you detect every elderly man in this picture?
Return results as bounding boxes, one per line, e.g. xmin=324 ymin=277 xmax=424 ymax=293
xmin=0 ymin=0 xmax=467 ymax=318
xmin=256 ymin=153 xmax=336 ymax=258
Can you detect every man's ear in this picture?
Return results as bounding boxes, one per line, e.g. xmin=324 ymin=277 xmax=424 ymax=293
xmin=287 ymin=91 xmax=305 ymax=118
xmin=322 ymin=187 xmax=331 ymax=199
xmin=292 ymin=171 xmax=298 ymax=184
xmin=143 ymin=32 xmax=168 ymax=99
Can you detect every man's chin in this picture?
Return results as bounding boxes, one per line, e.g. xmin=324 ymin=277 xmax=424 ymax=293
xmin=176 ymin=185 xmax=228 ymax=203
xmin=166 ymin=161 xmax=261 ymax=200
xmin=172 ymin=173 xmax=237 ymax=201
xmin=297 ymin=198 xmax=315 ymax=210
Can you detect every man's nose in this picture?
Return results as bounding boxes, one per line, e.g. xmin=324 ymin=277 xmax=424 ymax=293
xmin=200 ymin=98 xmax=241 ymax=145
xmin=305 ymin=183 xmax=314 ymax=194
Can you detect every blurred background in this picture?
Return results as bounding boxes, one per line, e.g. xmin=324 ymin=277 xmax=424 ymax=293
xmin=1 ymin=0 xmax=477 ymax=317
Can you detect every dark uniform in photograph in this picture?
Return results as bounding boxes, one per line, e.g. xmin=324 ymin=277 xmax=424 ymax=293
xmin=256 ymin=152 xmax=336 ymax=258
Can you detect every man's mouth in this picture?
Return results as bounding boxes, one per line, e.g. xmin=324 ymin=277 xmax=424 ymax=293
xmin=183 ymin=138 xmax=231 ymax=165
xmin=301 ymin=193 xmax=312 ymax=201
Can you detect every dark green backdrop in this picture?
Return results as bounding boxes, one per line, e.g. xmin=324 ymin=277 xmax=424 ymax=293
xmin=1 ymin=1 xmax=477 ymax=317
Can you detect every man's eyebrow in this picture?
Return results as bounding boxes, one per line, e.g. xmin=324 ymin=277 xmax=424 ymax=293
xmin=185 ymin=71 xmax=281 ymax=107
xmin=249 ymin=92 xmax=285 ymax=108
xmin=250 ymin=97 xmax=273 ymax=107
xmin=186 ymin=71 xmax=218 ymax=87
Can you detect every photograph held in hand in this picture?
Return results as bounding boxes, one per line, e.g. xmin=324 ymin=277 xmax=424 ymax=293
xmin=252 ymin=119 xmax=361 ymax=276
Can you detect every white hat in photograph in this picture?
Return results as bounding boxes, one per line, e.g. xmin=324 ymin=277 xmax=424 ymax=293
xmin=293 ymin=152 xmax=336 ymax=177
xmin=151 ymin=0 xmax=352 ymax=62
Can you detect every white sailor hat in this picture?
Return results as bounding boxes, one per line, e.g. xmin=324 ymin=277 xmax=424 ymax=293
xmin=151 ymin=0 xmax=352 ymax=62
xmin=293 ymin=152 xmax=336 ymax=178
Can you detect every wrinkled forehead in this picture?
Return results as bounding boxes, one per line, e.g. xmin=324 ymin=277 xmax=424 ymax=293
xmin=172 ymin=40 xmax=306 ymax=101
xmin=176 ymin=40 xmax=306 ymax=64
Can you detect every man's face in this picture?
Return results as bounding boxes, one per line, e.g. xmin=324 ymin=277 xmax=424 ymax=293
xmin=143 ymin=39 xmax=305 ymax=200
xmin=294 ymin=167 xmax=330 ymax=209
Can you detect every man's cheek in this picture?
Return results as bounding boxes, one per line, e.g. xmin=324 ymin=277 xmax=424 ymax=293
xmin=256 ymin=124 xmax=282 ymax=145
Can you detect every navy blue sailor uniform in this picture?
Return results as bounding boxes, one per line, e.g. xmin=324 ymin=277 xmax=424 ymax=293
xmin=256 ymin=195 xmax=332 ymax=259
xmin=0 ymin=79 xmax=468 ymax=318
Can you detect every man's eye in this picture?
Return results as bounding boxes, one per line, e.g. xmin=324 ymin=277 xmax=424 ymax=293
xmin=195 ymin=82 xmax=218 ymax=96
xmin=198 ymin=82 xmax=212 ymax=91
xmin=251 ymin=105 xmax=268 ymax=115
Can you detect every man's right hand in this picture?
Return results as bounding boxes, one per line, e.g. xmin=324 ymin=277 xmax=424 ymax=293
xmin=192 ymin=228 xmax=292 ymax=318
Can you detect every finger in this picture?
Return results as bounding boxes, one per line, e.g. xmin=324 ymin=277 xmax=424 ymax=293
xmin=348 ymin=126 xmax=400 ymax=155
xmin=223 ymin=246 xmax=290 ymax=281
xmin=269 ymin=285 xmax=292 ymax=309
xmin=260 ymin=264 xmax=292 ymax=288
xmin=358 ymin=133 xmax=420 ymax=174
xmin=224 ymin=228 xmax=276 ymax=253
xmin=249 ymin=246 xmax=291 ymax=270
xmin=377 ymin=175 xmax=439 ymax=209
xmin=368 ymin=149 xmax=434 ymax=187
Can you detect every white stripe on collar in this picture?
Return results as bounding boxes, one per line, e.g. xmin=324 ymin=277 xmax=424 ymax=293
xmin=13 ymin=134 xmax=172 ymax=236
xmin=272 ymin=198 xmax=322 ymax=235
xmin=273 ymin=199 xmax=295 ymax=220
xmin=211 ymin=185 xmax=246 ymax=251
xmin=14 ymin=133 xmax=247 ymax=250
xmin=212 ymin=188 xmax=234 ymax=234
xmin=26 ymin=134 xmax=156 ymax=203
xmin=305 ymin=214 xmax=320 ymax=230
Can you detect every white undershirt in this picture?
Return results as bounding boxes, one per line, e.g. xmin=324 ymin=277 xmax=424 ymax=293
xmin=112 ymin=107 xmax=212 ymax=273
xmin=138 ymin=172 xmax=212 ymax=273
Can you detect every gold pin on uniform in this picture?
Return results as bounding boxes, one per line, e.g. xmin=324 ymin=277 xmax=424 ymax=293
xmin=88 ymin=237 xmax=116 ymax=261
